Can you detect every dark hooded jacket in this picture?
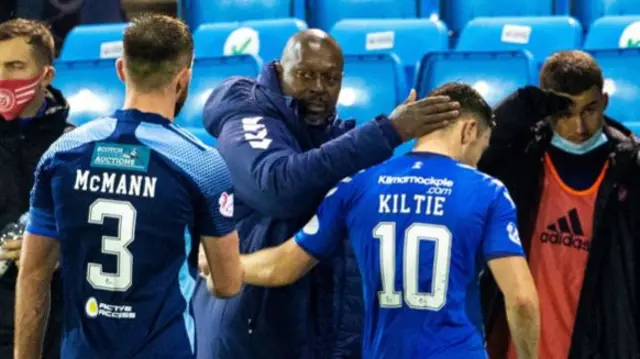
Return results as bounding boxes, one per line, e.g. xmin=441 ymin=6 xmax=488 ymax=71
xmin=478 ymin=87 xmax=640 ymax=359
xmin=193 ymin=62 xmax=403 ymax=359
xmin=0 ymin=86 xmax=72 ymax=359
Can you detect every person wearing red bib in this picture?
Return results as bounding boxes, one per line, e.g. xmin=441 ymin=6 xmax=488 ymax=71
xmin=479 ymin=50 xmax=640 ymax=359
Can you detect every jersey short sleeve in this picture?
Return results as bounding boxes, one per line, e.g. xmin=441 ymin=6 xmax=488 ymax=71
xmin=27 ymin=158 xmax=59 ymax=239
xmin=294 ymin=179 xmax=352 ymax=260
xmin=482 ymin=183 xmax=525 ymax=261
xmin=196 ymin=151 xmax=236 ymax=237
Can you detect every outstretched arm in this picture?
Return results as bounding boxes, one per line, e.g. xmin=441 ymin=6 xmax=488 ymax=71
xmin=241 ymin=174 xmax=356 ymax=288
xmin=241 ymin=239 xmax=318 ymax=287
xmin=15 ymin=233 xmax=59 ymax=359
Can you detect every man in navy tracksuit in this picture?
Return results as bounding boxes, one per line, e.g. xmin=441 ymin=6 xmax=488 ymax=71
xmin=194 ymin=29 xmax=461 ymax=359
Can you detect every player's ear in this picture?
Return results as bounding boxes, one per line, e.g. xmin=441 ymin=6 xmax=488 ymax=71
xmin=460 ymin=120 xmax=478 ymax=145
xmin=175 ymin=67 xmax=191 ymax=96
xmin=115 ymin=58 xmax=126 ymax=83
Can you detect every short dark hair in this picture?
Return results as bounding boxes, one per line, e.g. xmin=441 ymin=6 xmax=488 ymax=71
xmin=0 ymin=18 xmax=55 ymax=66
xmin=123 ymin=14 xmax=194 ymax=91
xmin=540 ymin=50 xmax=603 ymax=95
xmin=429 ymin=82 xmax=493 ymax=128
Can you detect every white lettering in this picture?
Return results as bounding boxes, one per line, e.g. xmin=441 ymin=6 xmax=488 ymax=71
xmin=379 ymin=194 xmax=391 ymax=213
xmin=73 ymin=170 xmax=157 ymax=198
xmin=378 ymin=193 xmax=447 ymax=216
xmin=143 ymin=177 xmax=157 ymax=198
xmin=434 ymin=196 xmax=445 ymax=216
xmin=115 ymin=175 xmax=128 ymax=195
xmin=74 ymin=170 xmax=89 ymax=190
xmin=89 ymin=175 xmax=100 ymax=192
xmin=101 ymin=173 xmax=116 ymax=194
xmin=129 ymin=176 xmax=142 ymax=197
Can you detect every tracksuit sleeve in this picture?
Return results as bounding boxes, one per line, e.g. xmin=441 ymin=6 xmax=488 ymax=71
xmin=214 ymin=114 xmax=401 ymax=218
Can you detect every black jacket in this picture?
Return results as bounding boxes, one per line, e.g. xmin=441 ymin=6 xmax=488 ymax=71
xmin=478 ymin=88 xmax=640 ymax=359
xmin=0 ymin=86 xmax=72 ymax=358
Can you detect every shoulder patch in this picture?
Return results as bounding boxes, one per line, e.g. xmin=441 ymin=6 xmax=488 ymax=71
xmin=218 ymin=192 xmax=234 ymax=218
xmin=242 ymin=116 xmax=272 ymax=150
xmin=507 ymin=222 xmax=522 ymax=246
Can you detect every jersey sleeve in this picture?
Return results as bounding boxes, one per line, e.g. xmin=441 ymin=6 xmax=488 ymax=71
xmin=293 ymin=178 xmax=353 ymax=261
xmin=196 ymin=150 xmax=236 ymax=237
xmin=482 ymin=183 xmax=525 ymax=261
xmin=27 ymin=158 xmax=59 ymax=239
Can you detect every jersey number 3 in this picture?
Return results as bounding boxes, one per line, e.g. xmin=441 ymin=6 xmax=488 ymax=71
xmin=374 ymin=222 xmax=452 ymax=311
xmin=87 ymin=199 xmax=136 ymax=292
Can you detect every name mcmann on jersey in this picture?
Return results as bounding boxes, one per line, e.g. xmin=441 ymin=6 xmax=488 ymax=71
xmin=73 ymin=169 xmax=157 ymax=198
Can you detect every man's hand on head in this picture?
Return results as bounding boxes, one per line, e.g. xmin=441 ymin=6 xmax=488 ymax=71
xmin=389 ymin=89 xmax=461 ymax=141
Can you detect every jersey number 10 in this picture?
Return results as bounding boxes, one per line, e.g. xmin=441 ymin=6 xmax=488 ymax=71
xmin=374 ymin=222 xmax=452 ymax=311
xmin=86 ymin=199 xmax=136 ymax=292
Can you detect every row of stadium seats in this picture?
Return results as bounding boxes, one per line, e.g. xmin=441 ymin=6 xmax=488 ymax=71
xmin=54 ymin=16 xmax=640 ymax=145
xmin=179 ymin=0 xmax=640 ymax=33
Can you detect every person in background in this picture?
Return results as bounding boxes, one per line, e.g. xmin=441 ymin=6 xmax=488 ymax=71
xmin=14 ymin=14 xmax=242 ymax=359
xmin=239 ymin=82 xmax=540 ymax=359
xmin=196 ymin=29 xmax=461 ymax=359
xmin=0 ymin=18 xmax=70 ymax=359
xmin=9 ymin=0 xmax=126 ymax=55
xmin=479 ymin=50 xmax=640 ymax=359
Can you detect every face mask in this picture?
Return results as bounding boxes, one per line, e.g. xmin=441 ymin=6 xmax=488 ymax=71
xmin=551 ymin=128 xmax=608 ymax=155
xmin=0 ymin=72 xmax=44 ymax=121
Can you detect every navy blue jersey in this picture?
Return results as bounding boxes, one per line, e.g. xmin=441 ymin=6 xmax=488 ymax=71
xmin=27 ymin=109 xmax=235 ymax=359
xmin=294 ymin=152 xmax=525 ymax=359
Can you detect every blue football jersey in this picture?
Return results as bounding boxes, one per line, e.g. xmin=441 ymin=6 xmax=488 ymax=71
xmin=295 ymin=152 xmax=524 ymax=359
xmin=27 ymin=109 xmax=235 ymax=359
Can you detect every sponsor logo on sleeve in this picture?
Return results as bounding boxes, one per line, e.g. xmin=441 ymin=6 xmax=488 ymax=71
xmin=218 ymin=192 xmax=234 ymax=218
xmin=507 ymin=222 xmax=522 ymax=246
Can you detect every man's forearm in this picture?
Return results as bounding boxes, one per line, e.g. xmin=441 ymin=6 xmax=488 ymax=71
xmin=241 ymin=240 xmax=317 ymax=287
xmin=505 ymin=299 xmax=540 ymax=359
xmin=14 ymin=276 xmax=51 ymax=359
xmin=241 ymin=246 xmax=290 ymax=286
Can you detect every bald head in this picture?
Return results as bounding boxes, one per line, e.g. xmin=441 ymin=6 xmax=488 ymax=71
xmin=276 ymin=29 xmax=344 ymax=126
xmin=281 ymin=29 xmax=343 ymax=66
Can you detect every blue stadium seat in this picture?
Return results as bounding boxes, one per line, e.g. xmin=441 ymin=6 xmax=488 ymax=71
xmin=456 ymin=17 xmax=583 ymax=64
xmin=174 ymin=55 xmax=261 ymax=145
xmin=338 ymin=54 xmax=408 ymax=154
xmin=53 ymin=60 xmax=123 ymax=126
xmin=339 ymin=54 xmax=404 ymax=122
xmin=589 ymin=49 xmax=640 ymax=134
xmin=193 ymin=22 xmax=239 ymax=58
xmin=194 ymin=19 xmax=307 ymax=63
xmin=415 ymin=51 xmax=536 ymax=106
xmin=58 ymin=23 xmax=127 ymax=61
xmin=584 ymin=16 xmax=640 ymax=50
xmin=574 ymin=0 xmax=640 ymax=30
xmin=443 ymin=0 xmax=556 ymax=35
xmin=184 ymin=0 xmax=305 ymax=30
xmin=331 ymin=19 xmax=448 ymax=90
xmin=55 ymin=24 xmax=128 ymax=125
xmin=308 ymin=0 xmax=418 ymax=32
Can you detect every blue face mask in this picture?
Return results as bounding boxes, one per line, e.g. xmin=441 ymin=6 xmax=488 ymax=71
xmin=550 ymin=128 xmax=608 ymax=155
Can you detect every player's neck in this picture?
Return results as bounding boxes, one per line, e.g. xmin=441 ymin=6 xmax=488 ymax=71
xmin=412 ymin=138 xmax=459 ymax=161
xmin=123 ymin=91 xmax=176 ymax=122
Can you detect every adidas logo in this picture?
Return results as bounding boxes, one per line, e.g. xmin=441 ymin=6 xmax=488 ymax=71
xmin=539 ymin=208 xmax=590 ymax=252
